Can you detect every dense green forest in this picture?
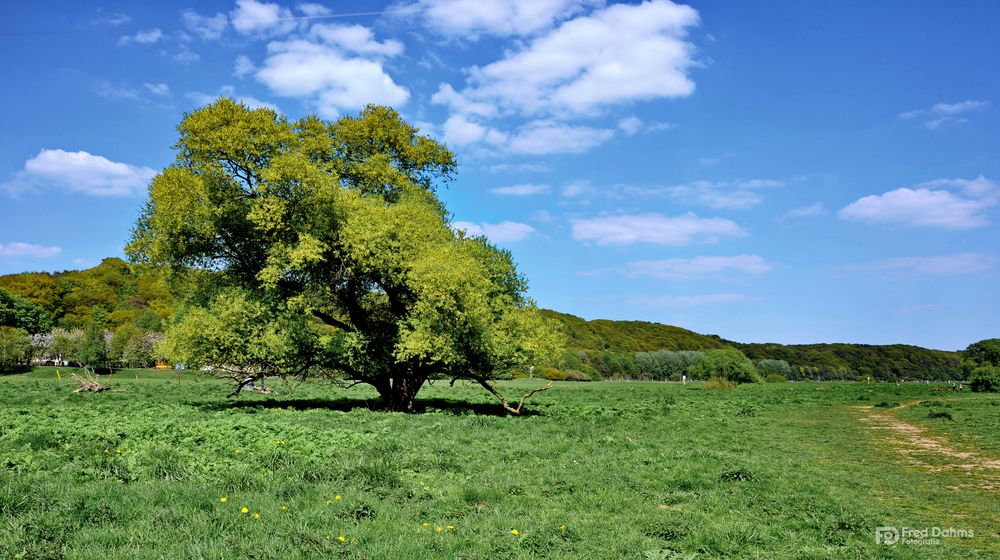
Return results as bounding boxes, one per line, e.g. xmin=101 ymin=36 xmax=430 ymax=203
xmin=540 ymin=309 xmax=962 ymax=380
xmin=0 ymin=259 xmax=965 ymax=379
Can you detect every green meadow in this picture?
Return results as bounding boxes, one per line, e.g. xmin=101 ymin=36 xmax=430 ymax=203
xmin=1 ymin=369 xmax=998 ymax=559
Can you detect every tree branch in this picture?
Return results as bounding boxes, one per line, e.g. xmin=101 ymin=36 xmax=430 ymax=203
xmin=311 ymin=309 xmax=354 ymax=331
xmin=476 ymin=379 xmax=553 ymax=415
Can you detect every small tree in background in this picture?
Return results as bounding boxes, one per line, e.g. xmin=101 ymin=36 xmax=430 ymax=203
xmin=968 ymin=366 xmax=999 ymax=393
xmin=690 ymin=349 xmax=761 ymax=384
xmin=78 ymin=313 xmax=110 ymax=373
xmin=0 ymin=327 xmax=32 ymax=373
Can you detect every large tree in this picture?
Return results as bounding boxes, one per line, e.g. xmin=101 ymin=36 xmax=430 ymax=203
xmin=128 ymin=99 xmax=559 ymax=412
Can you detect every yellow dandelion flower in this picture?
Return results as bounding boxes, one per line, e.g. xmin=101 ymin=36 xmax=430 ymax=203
xmin=511 ymin=529 xmax=520 ymax=536
xmin=337 ymin=535 xmax=346 ymax=543
xmin=422 ymin=522 xmax=430 ymax=528
xmin=435 ymin=527 xmax=443 ymax=533
xmin=325 ymin=499 xmax=333 ymax=505
xmin=219 ymin=497 xmax=228 ymax=503
xmin=240 ymin=507 xmax=249 ymax=514
xmin=335 ymin=495 xmax=342 ymax=501
xmin=280 ymin=505 xmax=288 ymax=511
xmin=115 ymin=449 xmax=121 ymax=454
xmin=234 ymin=449 xmax=241 ymax=453
xmin=252 ymin=512 xmax=261 ymax=519
xmin=559 ymin=524 xmax=566 ymax=531
xmin=447 ymin=525 xmax=455 ymax=531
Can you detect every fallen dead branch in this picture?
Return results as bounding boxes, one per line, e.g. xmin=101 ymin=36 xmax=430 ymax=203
xmin=71 ymin=370 xmax=108 ymax=393
xmin=477 ymin=380 xmax=554 ymax=415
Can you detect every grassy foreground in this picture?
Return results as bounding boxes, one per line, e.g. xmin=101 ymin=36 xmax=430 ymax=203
xmin=1 ymin=369 xmax=998 ymax=559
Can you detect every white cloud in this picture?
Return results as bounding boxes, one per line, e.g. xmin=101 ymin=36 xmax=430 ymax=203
xmin=898 ymin=99 xmax=991 ymax=129
xmin=174 ymin=48 xmax=200 ymax=64
xmin=624 ymin=255 xmax=771 ymax=279
xmin=571 ymin=212 xmax=746 ymax=245
xmin=442 ymin=114 xmax=492 ymax=146
xmin=839 ymin=176 xmax=998 ymax=229
xmin=297 ymin=3 xmax=332 ymax=17
xmin=487 ymin=162 xmax=552 ymax=174
xmin=0 ymin=242 xmax=61 ymax=259
xmin=618 ymin=116 xmax=643 ymax=135
xmin=625 ymin=293 xmax=750 ymax=307
xmin=781 ymin=202 xmax=826 ymax=219
xmin=231 ymin=0 xmax=296 ymax=35
xmin=94 ymin=81 xmax=140 ymax=100
xmin=234 ymin=55 xmax=256 ymax=78
xmin=849 ymin=253 xmax=995 ymax=276
xmin=143 ymin=83 xmax=170 ymax=96
xmin=431 ymin=84 xmax=497 ymax=118
xmin=453 ymin=220 xmax=536 ymax=242
xmin=561 ymin=179 xmax=595 ymax=198
xmin=186 ymin=86 xmax=279 ymax=112
xmin=403 ymin=0 xmax=599 ymax=38
xmin=508 ymin=121 xmax=614 ymax=154
xmin=490 ymin=183 xmax=550 ymax=196
xmin=310 ymin=23 xmax=404 ymax=57
xmin=118 ymin=28 xmax=164 ymax=45
xmin=444 ymin=0 xmax=699 ymax=117
xmin=255 ymin=39 xmax=409 ymax=117
xmin=563 ymin=178 xmax=784 ymax=209
xmin=617 ymin=115 xmax=673 ymax=135
xmin=181 ymin=9 xmax=228 ymax=40
xmin=1 ymin=149 xmax=155 ymax=197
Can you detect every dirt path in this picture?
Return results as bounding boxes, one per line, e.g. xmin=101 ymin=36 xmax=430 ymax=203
xmin=856 ymin=401 xmax=1000 ymax=491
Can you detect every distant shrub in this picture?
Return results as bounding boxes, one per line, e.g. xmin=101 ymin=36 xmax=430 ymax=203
xmin=756 ymin=359 xmax=791 ymax=378
xmin=703 ymin=378 xmax=736 ymax=390
xmin=538 ymin=367 xmax=566 ymax=381
xmin=873 ymin=401 xmax=897 ymax=408
xmin=927 ymin=410 xmax=954 ymax=420
xmin=690 ymin=349 xmax=761 ymax=384
xmin=968 ymin=366 xmax=1000 ymax=393
xmin=563 ymin=369 xmax=592 ymax=382
xmin=764 ymin=374 xmax=787 ymax=383
xmin=511 ymin=370 xmax=531 ymax=380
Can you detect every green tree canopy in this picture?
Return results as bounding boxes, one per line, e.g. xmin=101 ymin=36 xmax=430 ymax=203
xmin=0 ymin=289 xmax=53 ymax=334
xmin=689 ymin=349 xmax=761 ymax=384
xmin=964 ymin=338 xmax=1000 ymax=367
xmin=128 ymin=99 xmax=559 ymax=412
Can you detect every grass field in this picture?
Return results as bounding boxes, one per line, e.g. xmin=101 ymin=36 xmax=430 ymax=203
xmin=1 ymin=369 xmax=998 ymax=559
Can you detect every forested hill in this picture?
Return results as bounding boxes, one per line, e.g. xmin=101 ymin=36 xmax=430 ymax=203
xmin=0 ymin=261 xmax=963 ymax=379
xmin=541 ymin=309 xmax=962 ymax=379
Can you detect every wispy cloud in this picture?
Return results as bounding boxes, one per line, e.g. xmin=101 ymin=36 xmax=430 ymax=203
xmin=624 ymin=293 xmax=752 ymax=308
xmin=571 ymin=213 xmax=746 ymax=246
xmin=453 ymin=220 xmax=536 ymax=242
xmin=898 ymin=99 xmax=991 ymax=129
xmin=622 ymin=255 xmax=771 ymax=279
xmin=781 ymin=202 xmax=826 ymax=220
xmin=490 ymin=183 xmax=550 ymax=196
xmin=0 ymin=242 xmax=61 ymax=258
xmin=839 ymin=176 xmax=997 ymax=229
xmin=561 ymin=178 xmax=785 ymax=209
xmin=846 ymin=253 xmax=996 ymax=276
xmin=118 ymin=28 xmax=164 ymax=46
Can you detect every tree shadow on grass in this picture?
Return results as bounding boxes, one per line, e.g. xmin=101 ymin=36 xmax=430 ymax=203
xmin=190 ymin=396 xmax=538 ymax=416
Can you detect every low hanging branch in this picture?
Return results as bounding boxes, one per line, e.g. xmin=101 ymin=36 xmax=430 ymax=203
xmin=476 ymin=380 xmax=554 ymax=415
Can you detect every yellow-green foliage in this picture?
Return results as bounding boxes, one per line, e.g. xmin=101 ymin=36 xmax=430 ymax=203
xmin=128 ymin=99 xmax=560 ymax=410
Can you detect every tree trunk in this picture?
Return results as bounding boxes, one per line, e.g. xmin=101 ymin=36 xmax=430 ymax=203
xmin=376 ymin=370 xmax=425 ymax=413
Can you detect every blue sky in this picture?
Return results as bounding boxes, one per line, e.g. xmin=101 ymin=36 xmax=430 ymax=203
xmin=1 ymin=0 xmax=997 ymax=350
